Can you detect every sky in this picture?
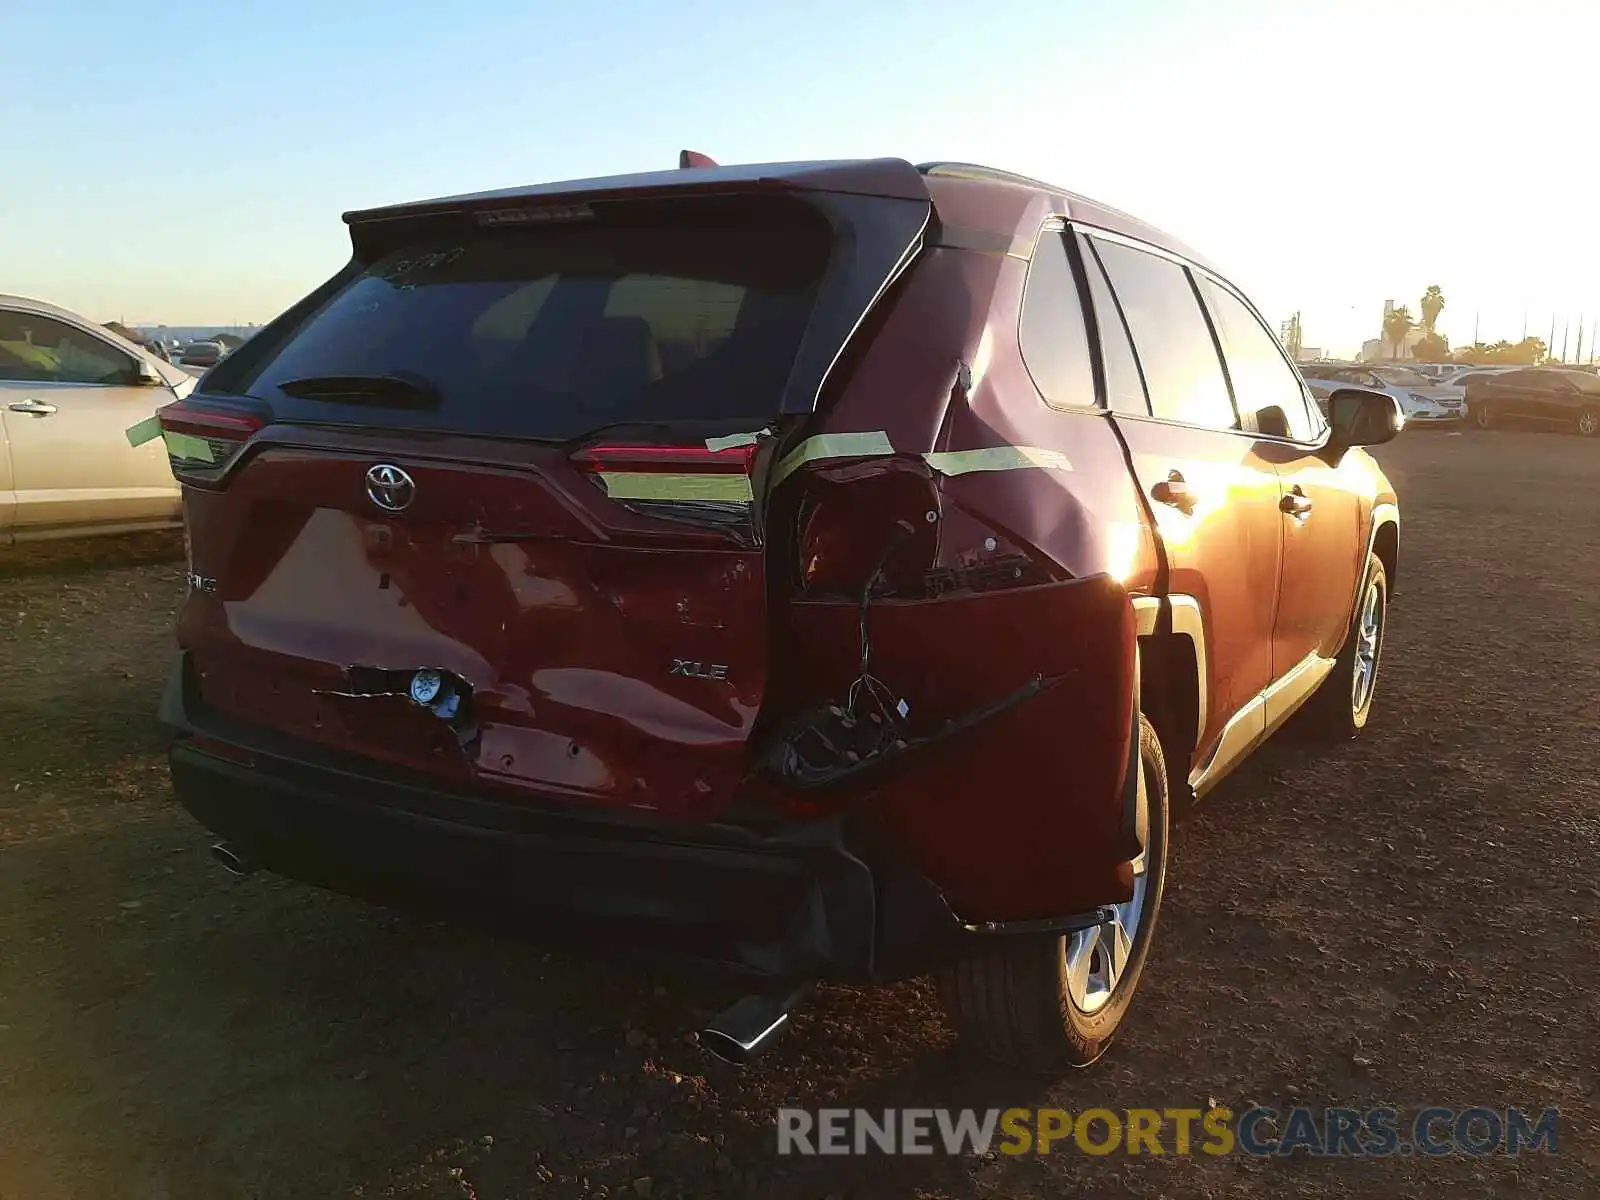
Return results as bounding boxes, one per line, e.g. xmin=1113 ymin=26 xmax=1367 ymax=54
xmin=6 ymin=0 xmax=1600 ymax=358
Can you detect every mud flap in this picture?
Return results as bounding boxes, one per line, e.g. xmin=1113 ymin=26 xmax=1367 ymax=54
xmin=781 ymin=574 xmax=1137 ymax=923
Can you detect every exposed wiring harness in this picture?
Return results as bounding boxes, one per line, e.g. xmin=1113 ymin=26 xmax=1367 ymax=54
xmin=756 ymin=521 xmax=917 ymax=787
xmin=845 ymin=519 xmax=917 ymax=721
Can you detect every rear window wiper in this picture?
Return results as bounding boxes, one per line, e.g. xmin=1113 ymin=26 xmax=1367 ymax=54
xmin=275 ymin=371 xmax=441 ymax=409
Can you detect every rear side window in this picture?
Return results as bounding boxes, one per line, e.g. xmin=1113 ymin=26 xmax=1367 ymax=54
xmin=1076 ymin=234 xmax=1148 ymax=415
xmin=212 ymin=196 xmax=833 ymax=440
xmin=1089 ymin=238 xmax=1237 ymax=431
xmin=1017 ymin=230 xmax=1095 ymax=409
xmin=1199 ymin=278 xmax=1323 ymax=441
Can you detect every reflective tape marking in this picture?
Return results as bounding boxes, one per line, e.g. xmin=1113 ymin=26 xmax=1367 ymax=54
xmin=923 ymin=446 xmax=1073 ymax=476
xmin=161 ymin=431 xmax=216 ymax=463
xmin=773 ymin=431 xmax=896 ymax=486
xmin=704 ymin=431 xmax=762 ymax=452
xmin=125 ymin=416 xmax=162 ymax=448
xmin=598 ymin=473 xmax=754 ymax=503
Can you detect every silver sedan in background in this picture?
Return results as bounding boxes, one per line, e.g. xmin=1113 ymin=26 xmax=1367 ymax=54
xmin=0 ymin=294 xmax=193 ymax=543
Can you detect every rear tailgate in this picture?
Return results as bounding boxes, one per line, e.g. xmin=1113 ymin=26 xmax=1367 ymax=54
xmin=173 ymin=166 xmax=930 ymax=822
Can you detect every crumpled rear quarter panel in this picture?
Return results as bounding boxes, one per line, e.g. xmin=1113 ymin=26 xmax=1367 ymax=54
xmin=784 ymin=574 xmax=1136 ymax=922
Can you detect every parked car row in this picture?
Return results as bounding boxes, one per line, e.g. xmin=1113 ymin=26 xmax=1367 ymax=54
xmin=1296 ymin=359 xmax=1600 ymax=436
xmin=1299 ymin=363 xmax=1467 ymax=425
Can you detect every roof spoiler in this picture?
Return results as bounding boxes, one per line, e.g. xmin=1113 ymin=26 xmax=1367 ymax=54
xmin=342 ymin=158 xmax=929 ymax=226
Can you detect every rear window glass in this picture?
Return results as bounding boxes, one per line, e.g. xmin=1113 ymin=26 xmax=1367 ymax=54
xmin=214 ymin=198 xmax=832 ymax=440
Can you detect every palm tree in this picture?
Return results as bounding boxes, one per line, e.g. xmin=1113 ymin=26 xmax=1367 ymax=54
xmin=1383 ymin=305 xmax=1416 ymax=359
xmin=1420 ymin=286 xmax=1445 ymax=335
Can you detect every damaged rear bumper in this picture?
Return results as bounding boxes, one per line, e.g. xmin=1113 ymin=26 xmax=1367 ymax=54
xmin=160 ymin=652 xmax=1104 ymax=982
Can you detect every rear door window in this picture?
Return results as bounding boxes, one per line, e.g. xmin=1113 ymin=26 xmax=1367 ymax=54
xmin=213 ymin=196 xmax=833 ymax=440
xmin=1089 ymin=238 xmax=1237 ymax=431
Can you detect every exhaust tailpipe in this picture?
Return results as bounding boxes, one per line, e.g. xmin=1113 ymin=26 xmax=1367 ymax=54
xmin=210 ymin=842 xmax=255 ymax=876
xmin=699 ymin=983 xmax=813 ymax=1065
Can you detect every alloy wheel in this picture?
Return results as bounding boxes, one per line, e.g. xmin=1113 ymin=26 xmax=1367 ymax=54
xmin=1352 ymin=576 xmax=1385 ymax=714
xmin=1578 ymin=408 xmax=1599 ymax=437
xmin=1066 ymin=753 xmax=1151 ymax=1014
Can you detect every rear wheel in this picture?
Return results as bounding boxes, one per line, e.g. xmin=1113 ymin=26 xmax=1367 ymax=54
xmin=937 ymin=714 xmax=1169 ymax=1070
xmin=1300 ymin=553 xmax=1388 ymax=740
xmin=1472 ymin=402 xmax=1495 ymax=430
xmin=1576 ymin=406 xmax=1599 ymax=437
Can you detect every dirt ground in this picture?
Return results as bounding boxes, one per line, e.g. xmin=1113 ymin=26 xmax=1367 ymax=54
xmin=1 ymin=430 xmax=1596 ymax=1200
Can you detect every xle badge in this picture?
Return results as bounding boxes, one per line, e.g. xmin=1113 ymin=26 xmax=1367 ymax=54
xmin=670 ymin=660 xmax=730 ymax=681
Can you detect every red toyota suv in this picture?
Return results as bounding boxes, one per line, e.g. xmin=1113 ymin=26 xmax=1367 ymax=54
xmin=155 ymin=156 xmax=1402 ymax=1069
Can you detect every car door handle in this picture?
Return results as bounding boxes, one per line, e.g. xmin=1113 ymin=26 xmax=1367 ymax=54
xmin=8 ymin=399 xmax=57 ymax=416
xmin=1280 ymin=487 xmax=1313 ymax=518
xmin=1151 ymin=471 xmax=1196 ymax=514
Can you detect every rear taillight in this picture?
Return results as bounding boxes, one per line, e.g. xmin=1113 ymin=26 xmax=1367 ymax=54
xmin=795 ymin=472 xmax=1057 ymax=600
xmin=570 ymin=443 xmax=757 ymax=500
xmin=156 ymin=398 xmax=266 ymax=485
xmin=570 ymin=442 xmax=759 ymax=536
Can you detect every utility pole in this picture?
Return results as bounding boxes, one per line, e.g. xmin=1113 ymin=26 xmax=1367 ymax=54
xmin=1473 ymin=310 xmax=1480 ymax=345
xmin=1576 ymin=315 xmax=1586 ymax=366
xmin=1550 ymin=315 xmax=1558 ymax=360
xmin=1561 ymin=319 xmax=1571 ymax=363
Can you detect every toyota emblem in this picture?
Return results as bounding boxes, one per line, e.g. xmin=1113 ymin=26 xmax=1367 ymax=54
xmin=365 ymin=464 xmax=416 ymax=512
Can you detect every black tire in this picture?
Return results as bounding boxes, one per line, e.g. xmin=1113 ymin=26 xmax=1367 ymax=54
xmin=936 ymin=714 xmax=1169 ymax=1070
xmin=1471 ymin=402 xmax=1495 ymax=431
xmin=1576 ymin=406 xmax=1600 ymax=438
xmin=1300 ymin=553 xmax=1388 ymax=740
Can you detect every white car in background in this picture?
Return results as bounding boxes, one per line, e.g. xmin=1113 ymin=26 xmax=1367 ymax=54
xmin=1300 ymin=363 xmax=1467 ymax=426
xmin=0 ymin=294 xmax=194 ymax=543
xmin=1427 ymin=366 xmax=1522 ymax=407
xmin=1432 ymin=364 xmax=1521 ymax=386
xmin=1409 ymin=363 xmax=1458 ymax=380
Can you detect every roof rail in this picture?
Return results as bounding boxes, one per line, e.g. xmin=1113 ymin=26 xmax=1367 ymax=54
xmin=916 ymin=161 xmax=1063 ymax=192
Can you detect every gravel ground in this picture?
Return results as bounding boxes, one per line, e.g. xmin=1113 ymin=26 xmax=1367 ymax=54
xmin=0 ymin=429 xmax=1595 ymax=1199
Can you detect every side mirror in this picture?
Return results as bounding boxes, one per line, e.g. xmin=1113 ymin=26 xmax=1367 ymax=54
xmin=1326 ymin=387 xmax=1403 ymax=455
xmin=133 ymin=359 xmax=164 ymax=386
